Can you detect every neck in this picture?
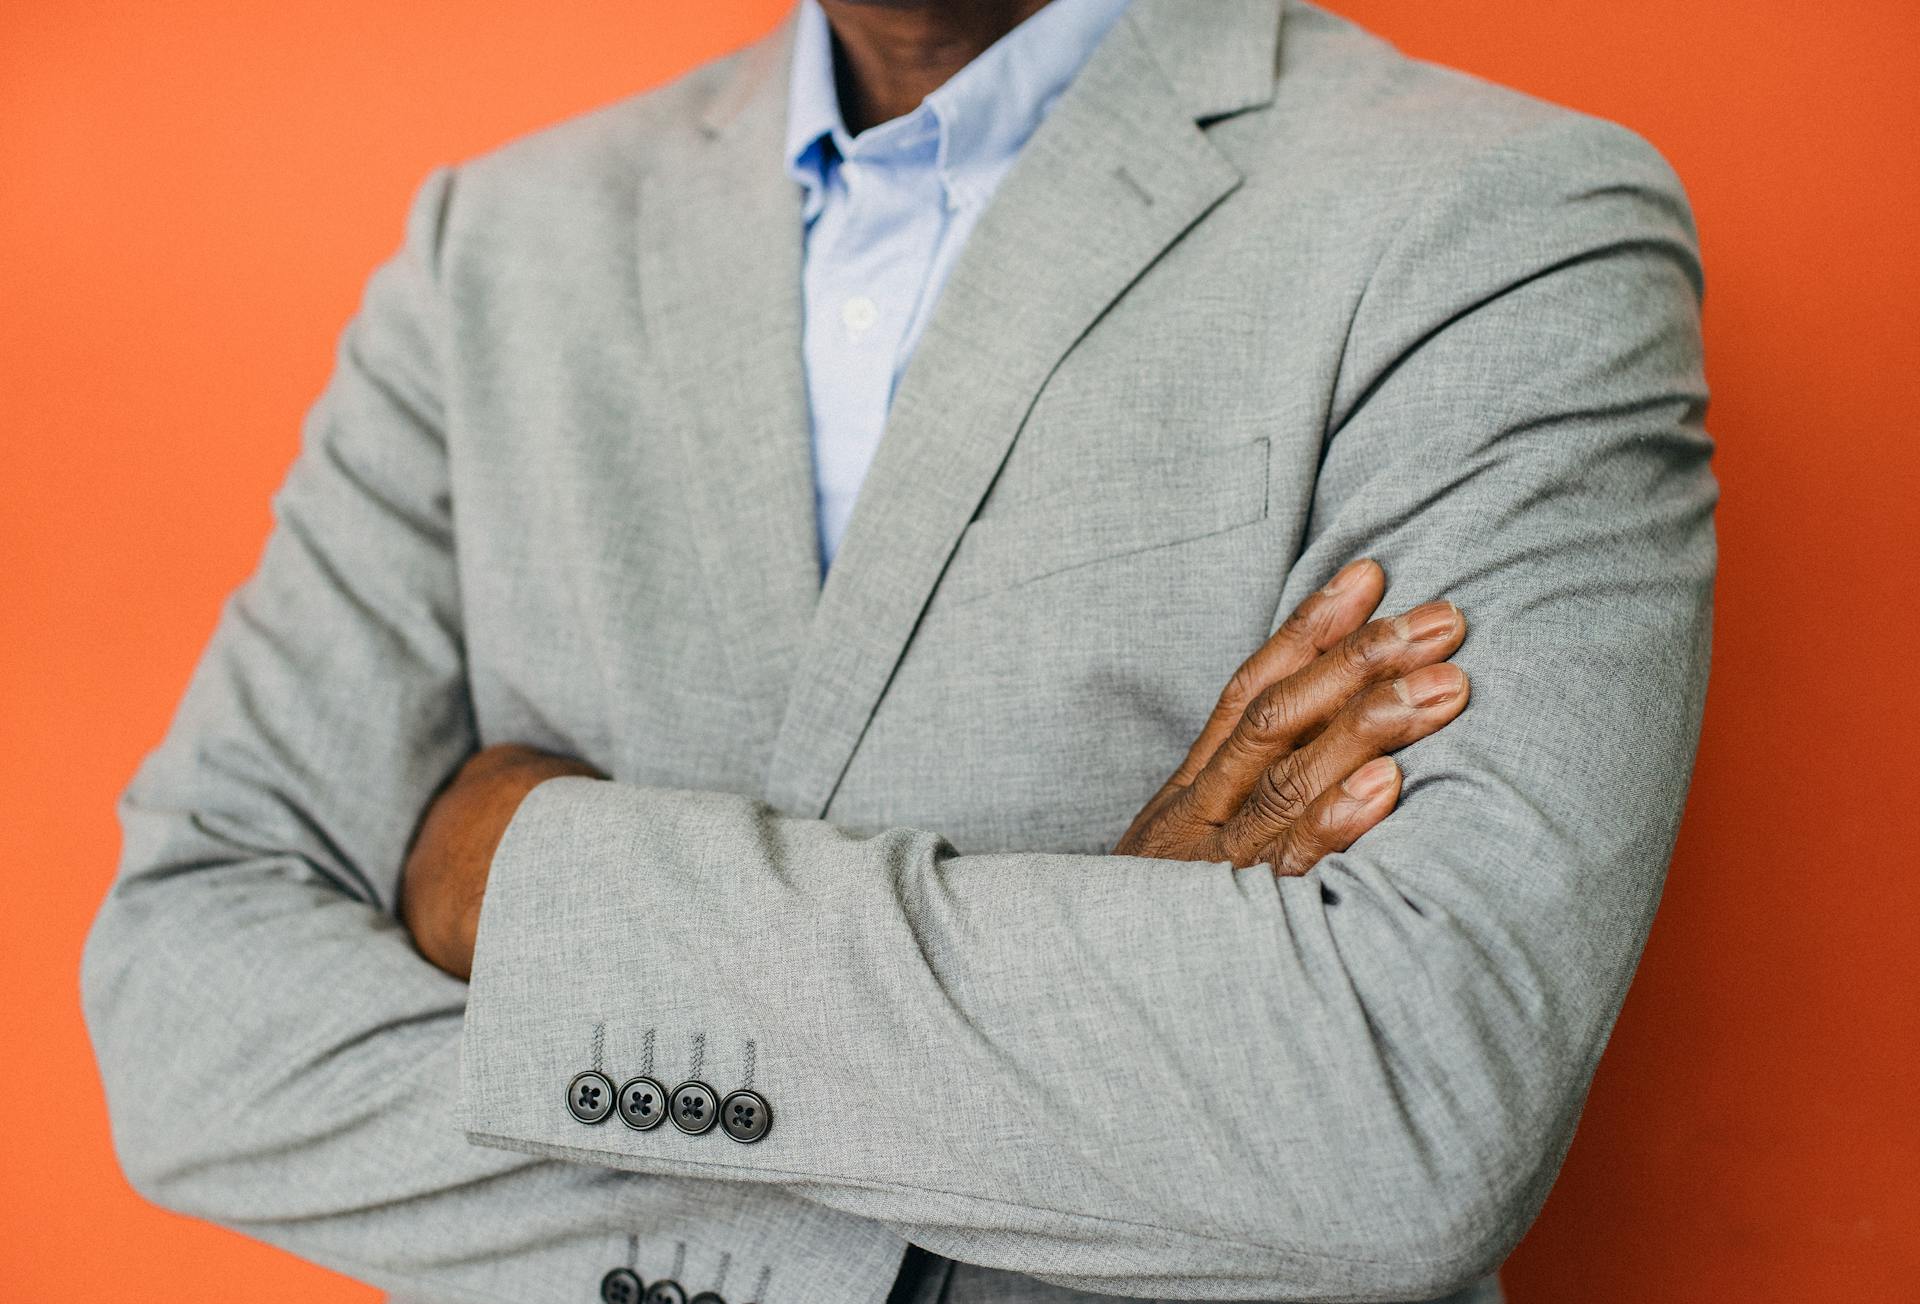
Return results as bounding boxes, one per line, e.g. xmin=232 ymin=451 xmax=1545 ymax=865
xmin=817 ymin=0 xmax=1056 ymax=133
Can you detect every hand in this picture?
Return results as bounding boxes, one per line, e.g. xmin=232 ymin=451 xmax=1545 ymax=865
xmin=1112 ymin=558 xmax=1470 ymax=874
xmin=399 ymin=742 xmax=606 ymax=979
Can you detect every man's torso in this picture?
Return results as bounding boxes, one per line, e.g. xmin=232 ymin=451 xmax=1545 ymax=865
xmin=417 ymin=1 xmax=1606 ymax=1296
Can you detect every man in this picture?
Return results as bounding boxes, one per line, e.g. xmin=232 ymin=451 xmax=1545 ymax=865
xmin=80 ymin=0 xmax=1716 ymax=1301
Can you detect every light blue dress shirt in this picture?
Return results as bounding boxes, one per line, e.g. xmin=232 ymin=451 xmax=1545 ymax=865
xmin=782 ymin=0 xmax=1134 ymax=575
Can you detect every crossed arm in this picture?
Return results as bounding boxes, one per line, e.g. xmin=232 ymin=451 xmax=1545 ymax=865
xmin=80 ymin=114 xmax=1715 ymax=1303
xmin=399 ymin=563 xmax=1471 ymax=984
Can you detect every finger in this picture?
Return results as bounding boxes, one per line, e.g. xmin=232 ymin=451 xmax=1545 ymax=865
xmin=1217 ymin=661 xmax=1469 ymax=861
xmin=1162 ymin=558 xmax=1385 ymax=795
xmin=1265 ymin=755 xmax=1403 ymax=876
xmin=1181 ymin=598 xmax=1464 ymax=825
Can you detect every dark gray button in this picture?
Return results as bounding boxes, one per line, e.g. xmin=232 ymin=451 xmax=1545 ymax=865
xmin=720 ymin=1089 xmax=771 ymax=1144
xmin=688 ymin=1293 xmax=726 ymax=1304
xmin=600 ymin=1268 xmax=644 ymax=1304
xmin=643 ymin=1281 xmax=687 ymax=1304
xmin=567 ymin=1070 xmax=615 ymax=1124
xmin=617 ymin=1076 xmax=667 ymax=1131
xmin=669 ymin=1080 xmax=718 ymax=1135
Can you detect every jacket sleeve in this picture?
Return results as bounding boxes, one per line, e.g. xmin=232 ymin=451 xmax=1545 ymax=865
xmin=458 ymin=115 xmax=1718 ymax=1302
xmin=77 ymin=164 xmax=901 ymax=1304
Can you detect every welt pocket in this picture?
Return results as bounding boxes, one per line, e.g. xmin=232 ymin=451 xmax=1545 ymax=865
xmin=936 ymin=436 xmax=1271 ymax=606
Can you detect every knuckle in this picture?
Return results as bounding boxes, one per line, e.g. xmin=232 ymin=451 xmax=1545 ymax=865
xmin=1130 ymin=800 xmax=1223 ymax=864
xmin=1278 ymin=764 xmax=1319 ymax=815
xmin=1274 ymin=589 xmax=1350 ymax=654
xmin=1250 ymin=762 xmax=1315 ymax=828
xmin=1333 ymin=623 xmax=1393 ymax=676
xmin=1355 ymin=680 xmax=1415 ymax=734
xmin=1218 ymin=661 xmax=1263 ymax=714
xmin=1131 ymin=830 xmax=1177 ymax=860
xmin=1299 ymin=603 xmax=1345 ymax=648
xmin=1277 ymin=595 xmax=1334 ymax=642
xmin=1241 ymin=682 xmax=1296 ymax=739
xmin=1271 ymin=604 xmax=1315 ymax=643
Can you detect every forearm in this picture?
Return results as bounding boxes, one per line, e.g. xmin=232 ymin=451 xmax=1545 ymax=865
xmin=81 ymin=732 xmax=900 ymax=1303
xmin=461 ymin=733 xmax=1666 ymax=1301
xmin=83 ymin=859 xmax=621 ymax=1301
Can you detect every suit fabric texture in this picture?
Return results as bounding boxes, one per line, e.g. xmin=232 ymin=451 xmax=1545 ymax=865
xmin=79 ymin=1 xmax=1718 ymax=1302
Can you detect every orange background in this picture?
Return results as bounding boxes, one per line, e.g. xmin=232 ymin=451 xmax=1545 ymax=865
xmin=4 ymin=1 xmax=1915 ymax=1299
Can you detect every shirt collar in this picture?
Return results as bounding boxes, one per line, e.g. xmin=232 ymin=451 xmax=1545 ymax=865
xmin=782 ymin=0 xmax=1134 ymax=220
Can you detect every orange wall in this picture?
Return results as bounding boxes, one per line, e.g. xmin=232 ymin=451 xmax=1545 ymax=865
xmin=4 ymin=2 xmax=1914 ymax=1299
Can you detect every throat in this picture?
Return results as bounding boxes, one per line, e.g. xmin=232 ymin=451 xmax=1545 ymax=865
xmin=820 ymin=0 xmax=1056 ymax=133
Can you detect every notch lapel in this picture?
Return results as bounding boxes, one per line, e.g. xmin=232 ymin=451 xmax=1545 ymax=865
xmin=635 ymin=15 xmax=820 ymax=756
xmin=764 ymin=0 xmax=1281 ymax=818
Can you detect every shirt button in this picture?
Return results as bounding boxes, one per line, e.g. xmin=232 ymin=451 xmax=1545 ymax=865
xmin=720 ymin=1089 xmax=772 ymax=1144
xmin=689 ymin=1294 xmax=727 ymax=1304
xmin=600 ymin=1269 xmax=644 ymax=1304
xmin=617 ymin=1076 xmax=667 ymax=1131
xmin=644 ymin=1281 xmax=688 ymax=1304
xmin=566 ymin=1070 xmax=615 ymax=1124
xmin=842 ymin=295 xmax=879 ymax=335
xmin=669 ymin=1080 xmax=719 ymax=1135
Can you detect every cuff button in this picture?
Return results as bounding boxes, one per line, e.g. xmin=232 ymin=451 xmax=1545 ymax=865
xmin=644 ymin=1281 xmax=688 ymax=1304
xmin=720 ymin=1089 xmax=771 ymax=1144
xmin=689 ymin=1293 xmax=726 ymax=1304
xmin=600 ymin=1268 xmax=644 ymax=1304
xmin=616 ymin=1076 xmax=667 ymax=1131
xmin=566 ymin=1070 xmax=615 ymax=1125
xmin=669 ymin=1080 xmax=718 ymax=1135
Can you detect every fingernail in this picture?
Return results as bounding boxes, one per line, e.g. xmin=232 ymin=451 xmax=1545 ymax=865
xmin=1394 ymin=663 xmax=1466 ymax=707
xmin=1321 ymin=558 xmax=1371 ymax=597
xmin=1392 ymin=600 xmax=1459 ymax=643
xmin=1343 ymin=757 xmax=1397 ymax=800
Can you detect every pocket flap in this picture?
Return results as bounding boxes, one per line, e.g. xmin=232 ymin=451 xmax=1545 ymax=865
xmin=937 ymin=435 xmax=1271 ymax=605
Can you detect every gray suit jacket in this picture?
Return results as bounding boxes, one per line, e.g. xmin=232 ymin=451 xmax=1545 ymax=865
xmin=79 ymin=1 xmax=1717 ymax=1302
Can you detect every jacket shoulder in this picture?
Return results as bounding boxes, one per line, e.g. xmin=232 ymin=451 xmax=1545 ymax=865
xmin=421 ymin=34 xmax=757 ymax=244
xmin=1268 ymin=1 xmax=1690 ymax=208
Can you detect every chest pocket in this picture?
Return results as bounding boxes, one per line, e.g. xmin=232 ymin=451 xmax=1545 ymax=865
xmin=934 ymin=434 xmax=1272 ymax=607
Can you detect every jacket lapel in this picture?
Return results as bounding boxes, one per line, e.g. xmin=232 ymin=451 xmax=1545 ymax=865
xmin=762 ymin=0 xmax=1283 ymax=818
xmin=634 ymin=14 xmax=819 ymax=757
